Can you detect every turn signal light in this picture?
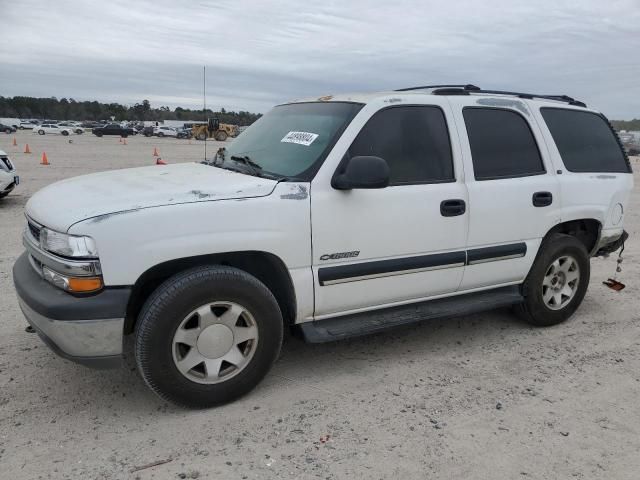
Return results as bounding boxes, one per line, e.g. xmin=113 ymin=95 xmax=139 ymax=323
xmin=42 ymin=265 xmax=104 ymax=293
xmin=68 ymin=276 xmax=104 ymax=293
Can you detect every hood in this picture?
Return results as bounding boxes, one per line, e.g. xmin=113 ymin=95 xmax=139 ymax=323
xmin=26 ymin=163 xmax=278 ymax=232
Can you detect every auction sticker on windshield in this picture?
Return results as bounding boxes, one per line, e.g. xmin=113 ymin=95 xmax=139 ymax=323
xmin=281 ymin=131 xmax=319 ymax=146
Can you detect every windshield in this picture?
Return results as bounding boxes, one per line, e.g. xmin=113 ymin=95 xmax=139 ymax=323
xmin=221 ymin=102 xmax=362 ymax=180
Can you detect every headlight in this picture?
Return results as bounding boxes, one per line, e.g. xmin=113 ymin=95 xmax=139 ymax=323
xmin=40 ymin=228 xmax=98 ymax=258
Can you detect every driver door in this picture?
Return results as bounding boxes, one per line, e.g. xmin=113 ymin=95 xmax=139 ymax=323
xmin=311 ymin=101 xmax=469 ymax=318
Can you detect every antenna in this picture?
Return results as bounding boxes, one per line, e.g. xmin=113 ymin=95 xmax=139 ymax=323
xmin=203 ymin=65 xmax=207 ymax=161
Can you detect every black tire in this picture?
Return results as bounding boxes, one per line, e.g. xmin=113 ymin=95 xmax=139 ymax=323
xmin=157 ymin=132 xmax=164 ymax=137
xmin=135 ymin=265 xmax=284 ymax=408
xmin=62 ymin=130 xmax=69 ymax=136
xmin=95 ymin=132 xmax=103 ymax=137
xmin=38 ymin=129 xmax=45 ymax=135
xmin=517 ymin=234 xmax=590 ymax=326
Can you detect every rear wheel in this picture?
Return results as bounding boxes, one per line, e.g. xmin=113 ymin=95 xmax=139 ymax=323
xmin=517 ymin=234 xmax=590 ymax=326
xmin=135 ymin=265 xmax=283 ymax=408
xmin=38 ymin=129 xmax=45 ymax=135
xmin=61 ymin=130 xmax=69 ymax=136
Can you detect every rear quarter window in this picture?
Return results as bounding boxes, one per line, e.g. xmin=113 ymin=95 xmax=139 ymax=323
xmin=540 ymin=108 xmax=631 ymax=173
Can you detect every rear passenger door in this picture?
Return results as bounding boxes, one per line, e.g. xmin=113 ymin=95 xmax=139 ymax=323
xmin=451 ymin=101 xmax=561 ymax=290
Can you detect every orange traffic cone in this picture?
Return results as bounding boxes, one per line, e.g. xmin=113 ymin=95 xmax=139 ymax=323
xmin=153 ymin=147 xmax=159 ymax=157
xmin=156 ymin=157 xmax=167 ymax=165
xmin=12 ymin=137 xmax=17 ymax=146
xmin=24 ymin=144 xmax=31 ymax=154
xmin=41 ymin=152 xmax=49 ymax=166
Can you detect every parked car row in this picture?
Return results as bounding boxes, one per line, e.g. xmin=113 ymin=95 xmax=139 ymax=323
xmin=619 ymin=132 xmax=640 ymax=156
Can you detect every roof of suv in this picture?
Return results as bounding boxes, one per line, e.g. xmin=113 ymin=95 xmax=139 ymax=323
xmin=289 ymin=84 xmax=590 ymax=110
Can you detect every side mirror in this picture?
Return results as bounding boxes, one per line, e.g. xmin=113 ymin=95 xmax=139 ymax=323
xmin=332 ymin=156 xmax=390 ymax=190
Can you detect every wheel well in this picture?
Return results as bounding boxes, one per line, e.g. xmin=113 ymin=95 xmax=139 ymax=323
xmin=124 ymin=251 xmax=297 ymax=334
xmin=544 ymin=219 xmax=601 ymax=254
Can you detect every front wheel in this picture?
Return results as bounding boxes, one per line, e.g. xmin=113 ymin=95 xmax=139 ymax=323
xmin=135 ymin=265 xmax=283 ymax=408
xmin=61 ymin=130 xmax=69 ymax=136
xmin=38 ymin=130 xmax=45 ymax=135
xmin=517 ymin=234 xmax=590 ymax=326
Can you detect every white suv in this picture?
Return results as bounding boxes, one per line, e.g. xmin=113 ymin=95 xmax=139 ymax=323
xmin=13 ymin=85 xmax=633 ymax=408
xmin=0 ymin=150 xmax=19 ymax=198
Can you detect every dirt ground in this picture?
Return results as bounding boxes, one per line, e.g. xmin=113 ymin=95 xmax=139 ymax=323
xmin=1 ymin=130 xmax=639 ymax=480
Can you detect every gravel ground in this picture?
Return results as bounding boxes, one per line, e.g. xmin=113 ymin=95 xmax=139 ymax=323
xmin=1 ymin=131 xmax=639 ymax=479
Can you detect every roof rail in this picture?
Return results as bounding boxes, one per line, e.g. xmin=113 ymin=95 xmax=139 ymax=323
xmin=430 ymin=85 xmax=586 ymax=107
xmin=395 ymin=84 xmax=481 ymax=92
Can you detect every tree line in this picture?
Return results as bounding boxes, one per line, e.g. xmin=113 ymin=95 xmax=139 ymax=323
xmin=611 ymin=119 xmax=640 ymax=132
xmin=0 ymin=96 xmax=262 ymax=126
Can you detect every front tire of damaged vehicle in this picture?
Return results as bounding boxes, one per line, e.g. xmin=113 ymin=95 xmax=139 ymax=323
xmin=134 ymin=265 xmax=283 ymax=408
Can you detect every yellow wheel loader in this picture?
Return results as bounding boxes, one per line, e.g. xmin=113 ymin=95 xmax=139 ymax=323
xmin=192 ymin=118 xmax=239 ymax=141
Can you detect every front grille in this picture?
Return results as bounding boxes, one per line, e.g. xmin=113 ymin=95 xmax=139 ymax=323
xmin=28 ymin=221 xmax=41 ymax=242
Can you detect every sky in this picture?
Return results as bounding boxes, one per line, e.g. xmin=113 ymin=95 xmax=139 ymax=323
xmin=2 ymin=0 xmax=640 ymax=118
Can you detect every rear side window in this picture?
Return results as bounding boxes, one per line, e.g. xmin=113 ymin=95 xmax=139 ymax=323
xmin=540 ymin=108 xmax=630 ymax=173
xmin=348 ymin=106 xmax=454 ymax=185
xmin=463 ymin=107 xmax=545 ymax=180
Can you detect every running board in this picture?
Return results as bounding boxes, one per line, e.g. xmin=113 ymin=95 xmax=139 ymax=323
xmin=299 ymin=286 xmax=523 ymax=343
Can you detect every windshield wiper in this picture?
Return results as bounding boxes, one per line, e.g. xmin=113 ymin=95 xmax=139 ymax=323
xmin=229 ymin=155 xmax=262 ymax=175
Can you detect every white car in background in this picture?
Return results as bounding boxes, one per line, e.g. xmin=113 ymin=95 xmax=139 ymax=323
xmin=0 ymin=150 xmax=19 ymax=199
xmin=19 ymin=121 xmax=39 ymax=130
xmin=153 ymin=126 xmax=178 ymax=137
xmin=34 ymin=124 xmax=74 ymax=136
xmin=59 ymin=122 xmax=85 ymax=134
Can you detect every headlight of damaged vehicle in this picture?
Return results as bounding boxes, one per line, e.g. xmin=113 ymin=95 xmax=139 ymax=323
xmin=40 ymin=228 xmax=98 ymax=258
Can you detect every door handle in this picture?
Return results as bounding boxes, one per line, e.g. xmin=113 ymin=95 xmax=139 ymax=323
xmin=440 ymin=199 xmax=466 ymax=217
xmin=532 ymin=191 xmax=553 ymax=207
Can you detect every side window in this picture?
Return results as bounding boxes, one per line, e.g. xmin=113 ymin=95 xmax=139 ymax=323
xmin=540 ymin=108 xmax=630 ymax=173
xmin=348 ymin=106 xmax=454 ymax=185
xmin=463 ymin=107 xmax=545 ymax=180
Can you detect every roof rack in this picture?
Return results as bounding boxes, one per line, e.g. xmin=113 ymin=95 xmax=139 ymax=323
xmin=394 ymin=84 xmax=481 ymax=92
xmin=429 ymin=85 xmax=587 ymax=107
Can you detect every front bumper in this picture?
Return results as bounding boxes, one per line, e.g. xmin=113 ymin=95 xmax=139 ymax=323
xmin=13 ymin=252 xmax=131 ymax=369
xmin=1 ymin=174 xmax=17 ymax=194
